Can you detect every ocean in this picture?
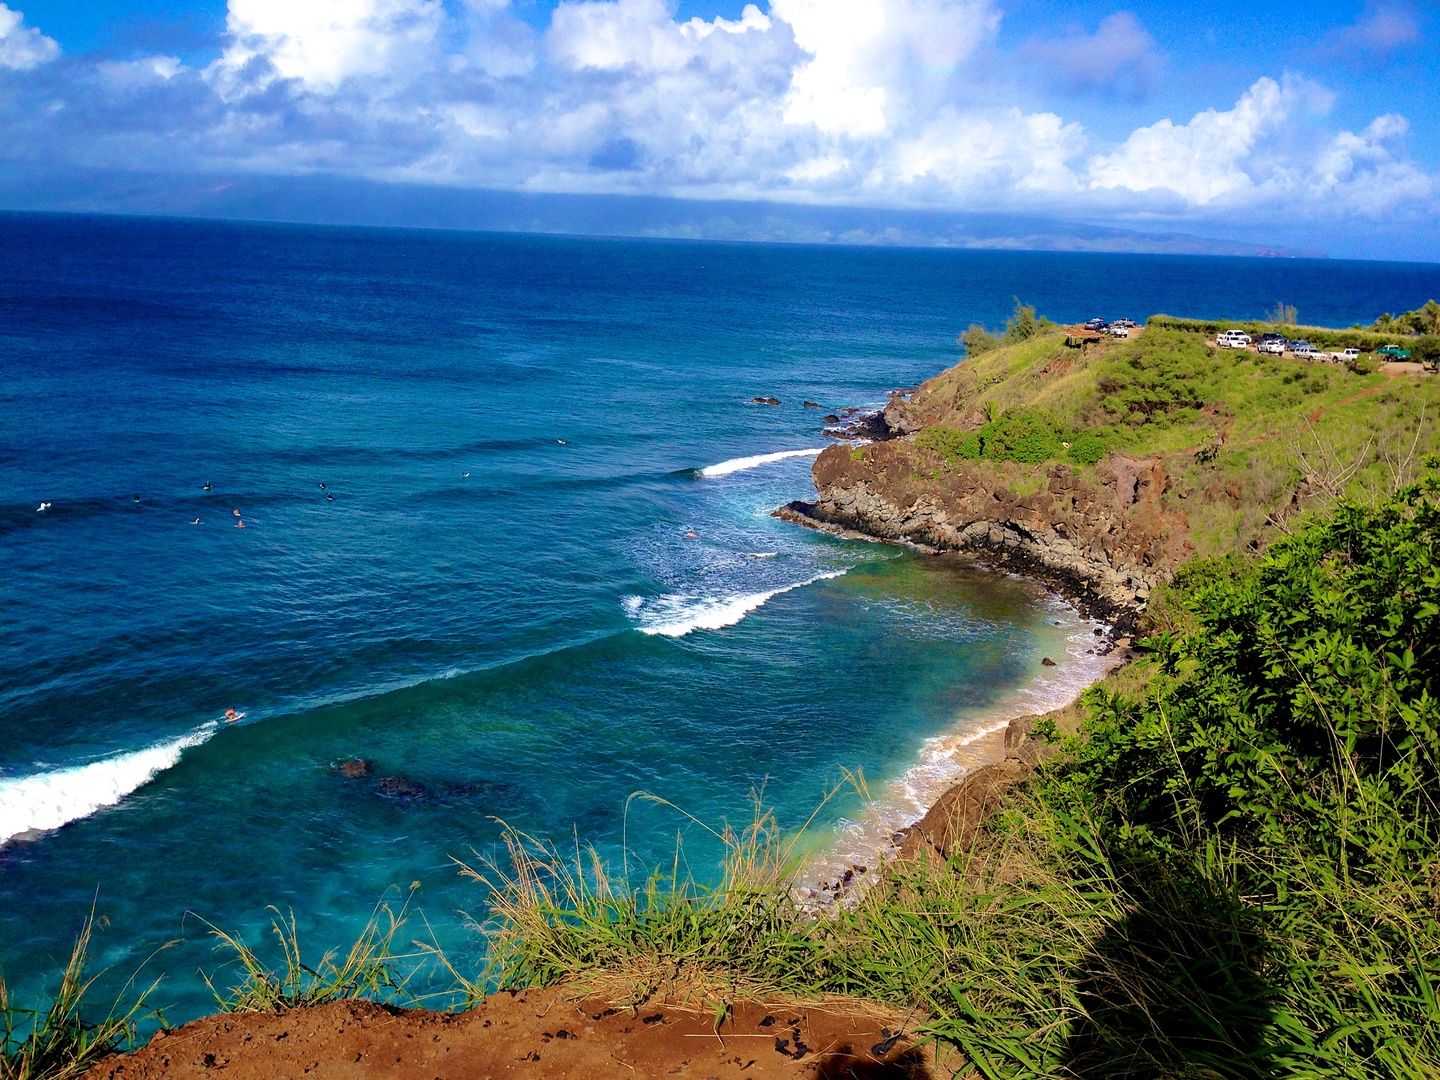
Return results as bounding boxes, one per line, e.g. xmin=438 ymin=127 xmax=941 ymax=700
xmin=2 ymin=212 xmax=1437 ymax=1019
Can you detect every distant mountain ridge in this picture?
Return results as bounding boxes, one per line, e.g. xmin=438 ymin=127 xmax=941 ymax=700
xmin=0 ymin=168 xmax=1325 ymax=258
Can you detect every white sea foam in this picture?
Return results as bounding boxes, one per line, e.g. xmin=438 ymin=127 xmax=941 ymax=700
xmin=0 ymin=727 xmax=215 ymax=845
xmin=698 ymin=448 xmax=824 ymax=478
xmin=624 ymin=570 xmax=847 ymax=638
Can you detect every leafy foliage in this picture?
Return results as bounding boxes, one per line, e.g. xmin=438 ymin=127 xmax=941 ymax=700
xmin=959 ymin=323 xmax=1000 ymax=358
xmin=1372 ymin=300 xmax=1440 ymax=335
xmin=1059 ymin=482 xmax=1440 ymax=863
xmin=1094 ymin=326 xmax=1219 ymax=424
xmin=917 ymin=410 xmax=1107 ymax=467
xmin=1004 ymin=298 xmax=1052 ymax=343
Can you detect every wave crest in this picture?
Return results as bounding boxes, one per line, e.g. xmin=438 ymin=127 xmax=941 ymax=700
xmin=698 ymin=448 xmax=824 ymax=478
xmin=0 ymin=728 xmax=215 ymax=845
xmin=624 ymin=570 xmax=846 ymax=637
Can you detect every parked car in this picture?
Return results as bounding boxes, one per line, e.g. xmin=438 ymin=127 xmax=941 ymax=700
xmin=1083 ymin=318 xmax=1108 ymax=331
xmin=1108 ymin=325 xmax=1129 ymax=338
xmin=1328 ymin=347 xmax=1364 ymax=363
xmin=1376 ymin=344 xmax=1412 ymax=360
xmin=1111 ymin=318 xmax=1137 ymax=328
xmin=1216 ymin=330 xmax=1252 ymax=349
xmin=1290 ymin=341 xmax=1323 ymax=360
xmin=1258 ymin=339 xmax=1286 ymax=355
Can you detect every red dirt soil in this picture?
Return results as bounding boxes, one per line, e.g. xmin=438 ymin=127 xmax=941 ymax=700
xmin=84 ymin=986 xmax=947 ymax=1080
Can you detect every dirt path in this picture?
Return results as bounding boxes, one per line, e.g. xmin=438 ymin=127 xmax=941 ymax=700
xmin=84 ymin=986 xmax=946 ymax=1080
xmin=1308 ymin=384 xmax=1389 ymax=426
xmin=1307 ymin=367 xmax=1432 ymax=425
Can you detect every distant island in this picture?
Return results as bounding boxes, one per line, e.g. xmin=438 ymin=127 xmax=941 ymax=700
xmin=0 ymin=169 xmax=1326 ymax=258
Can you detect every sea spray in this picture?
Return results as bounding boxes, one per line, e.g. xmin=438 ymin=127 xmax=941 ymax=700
xmin=0 ymin=727 xmax=215 ymax=845
xmin=623 ymin=570 xmax=848 ymax=637
xmin=698 ymin=448 xmax=825 ymax=478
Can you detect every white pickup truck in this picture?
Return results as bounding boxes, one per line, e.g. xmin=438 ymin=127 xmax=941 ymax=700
xmin=1327 ymin=347 xmax=1363 ymax=363
xmin=1216 ymin=330 xmax=1251 ymax=349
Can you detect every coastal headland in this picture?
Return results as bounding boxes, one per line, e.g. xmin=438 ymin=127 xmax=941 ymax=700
xmin=37 ymin=310 xmax=1440 ymax=1078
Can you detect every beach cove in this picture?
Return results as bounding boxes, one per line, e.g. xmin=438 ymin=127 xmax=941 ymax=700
xmin=4 ymin=215 xmax=1440 ymax=1026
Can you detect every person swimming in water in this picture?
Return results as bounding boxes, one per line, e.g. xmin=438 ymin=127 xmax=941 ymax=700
xmin=192 ymin=518 xmax=201 ymax=524
xmin=236 ymin=519 xmax=245 ymax=529
xmin=232 ymin=508 xmax=241 ymax=516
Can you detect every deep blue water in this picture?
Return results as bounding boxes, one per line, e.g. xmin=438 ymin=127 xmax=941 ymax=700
xmin=2 ymin=213 xmax=1438 ymax=1020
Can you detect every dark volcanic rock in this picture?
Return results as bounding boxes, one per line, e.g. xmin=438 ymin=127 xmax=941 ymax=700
xmin=823 ymin=414 xmax=840 ymax=423
xmin=377 ymin=777 xmax=428 ymax=801
xmin=803 ymin=400 xmax=822 ymax=408
xmin=750 ymin=396 xmax=781 ymax=406
xmin=1041 ymin=657 xmax=1057 ymax=667
xmin=338 ymin=759 xmax=371 ymax=779
xmin=773 ymin=438 xmax=1193 ymax=632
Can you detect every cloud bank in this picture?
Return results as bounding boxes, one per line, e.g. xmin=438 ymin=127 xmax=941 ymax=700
xmin=0 ymin=0 xmax=1436 ymax=253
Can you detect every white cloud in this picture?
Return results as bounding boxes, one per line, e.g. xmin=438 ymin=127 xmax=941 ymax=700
xmin=772 ymin=0 xmax=999 ymax=136
xmin=890 ymin=108 xmax=1085 ymax=196
xmin=1086 ymin=75 xmax=1330 ymax=203
xmin=217 ymin=0 xmax=447 ymax=91
xmin=1083 ymin=76 xmax=1434 ymax=223
xmin=1 ymin=0 xmax=1436 ymax=250
xmin=0 ymin=2 xmax=59 ymax=70
xmin=1321 ymin=3 xmax=1421 ymax=62
xmin=1022 ymin=12 xmax=1160 ymax=100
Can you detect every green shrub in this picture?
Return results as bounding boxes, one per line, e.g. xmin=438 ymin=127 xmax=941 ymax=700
xmin=959 ymin=323 xmax=1000 ymax=358
xmin=1066 ymin=432 xmax=1107 ymax=465
xmin=1004 ymin=299 xmax=1053 ymax=344
xmin=918 ymin=412 xmax=1107 ymax=467
xmin=1095 ymin=327 xmax=1219 ymax=422
xmin=1058 ymin=481 xmax=1440 ymax=862
xmin=982 ymin=411 xmax=1063 ymax=463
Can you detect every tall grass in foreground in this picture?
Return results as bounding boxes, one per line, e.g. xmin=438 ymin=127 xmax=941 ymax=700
xmin=467 ymin=793 xmax=837 ymax=1006
xmin=200 ymin=888 xmax=430 ymax=1013
xmin=1 ymin=915 xmax=157 ymax=1080
xmin=476 ymin=482 xmax=1440 ymax=1079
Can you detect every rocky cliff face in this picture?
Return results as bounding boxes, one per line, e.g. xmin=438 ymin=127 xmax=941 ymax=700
xmin=778 ymin=439 xmax=1193 ymax=624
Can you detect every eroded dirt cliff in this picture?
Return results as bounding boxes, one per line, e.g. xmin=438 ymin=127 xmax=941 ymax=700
xmin=780 ymin=439 xmax=1191 ymax=625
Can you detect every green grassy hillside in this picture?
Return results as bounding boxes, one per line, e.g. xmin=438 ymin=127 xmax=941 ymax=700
xmin=896 ymin=323 xmax=1440 ymax=560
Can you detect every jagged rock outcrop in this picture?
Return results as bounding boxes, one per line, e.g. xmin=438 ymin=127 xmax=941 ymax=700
xmin=778 ymin=440 xmax=1193 ymax=621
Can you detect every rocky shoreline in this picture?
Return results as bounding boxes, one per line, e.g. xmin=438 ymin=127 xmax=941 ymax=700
xmin=773 ymin=392 xmax=1157 ymax=907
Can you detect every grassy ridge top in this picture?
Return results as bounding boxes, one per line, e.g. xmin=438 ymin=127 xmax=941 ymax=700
xmin=901 ymin=323 xmax=1440 ymax=559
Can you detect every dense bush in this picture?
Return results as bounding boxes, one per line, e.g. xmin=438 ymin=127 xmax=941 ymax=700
xmin=1060 ymin=481 xmax=1440 ymax=865
xmin=1372 ymin=300 xmax=1440 ymax=335
xmin=959 ymin=323 xmax=1000 ymax=358
xmin=1095 ymin=327 xmax=1219 ymax=423
xmin=917 ymin=410 xmax=1106 ymax=467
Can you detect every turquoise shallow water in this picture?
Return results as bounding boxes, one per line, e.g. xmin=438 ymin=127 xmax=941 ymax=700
xmin=2 ymin=214 xmax=1437 ymax=1018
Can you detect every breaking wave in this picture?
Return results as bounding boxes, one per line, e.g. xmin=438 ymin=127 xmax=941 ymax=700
xmin=0 ymin=727 xmax=216 ymax=845
xmin=697 ymin=448 xmax=824 ymax=478
xmin=623 ymin=570 xmax=847 ymax=637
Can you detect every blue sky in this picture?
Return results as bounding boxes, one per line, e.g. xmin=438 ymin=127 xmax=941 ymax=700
xmin=2 ymin=0 xmax=1437 ymax=258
